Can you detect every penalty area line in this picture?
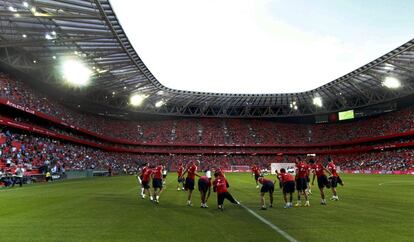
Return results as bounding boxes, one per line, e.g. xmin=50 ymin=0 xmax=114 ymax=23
xmin=239 ymin=203 xmax=298 ymax=242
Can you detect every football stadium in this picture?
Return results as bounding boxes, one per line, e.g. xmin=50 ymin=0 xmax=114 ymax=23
xmin=0 ymin=1 xmax=414 ymax=241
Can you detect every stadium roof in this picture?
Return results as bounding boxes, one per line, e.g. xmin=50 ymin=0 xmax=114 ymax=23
xmin=0 ymin=0 xmax=414 ymax=118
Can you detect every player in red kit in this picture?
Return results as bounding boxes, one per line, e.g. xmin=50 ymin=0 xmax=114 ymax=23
xmin=177 ymin=163 xmax=184 ymax=191
xmin=137 ymin=163 xmax=149 ymax=198
xmin=276 ymin=168 xmax=295 ymax=208
xmin=213 ymin=172 xmax=239 ymax=211
xmin=327 ymin=157 xmax=344 ymax=201
xmin=198 ymin=175 xmax=212 ymax=208
xmin=258 ymin=176 xmax=275 ymax=210
xmin=251 ymin=165 xmax=261 ymax=188
xmin=141 ymin=165 xmax=154 ymax=201
xmin=295 ymin=157 xmax=310 ymax=207
xmin=180 ymin=161 xmax=200 ymax=206
xmin=310 ymin=158 xmax=331 ymax=205
xmin=152 ymin=165 xmax=163 ymax=203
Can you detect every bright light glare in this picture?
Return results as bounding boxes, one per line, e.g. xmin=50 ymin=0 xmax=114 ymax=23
xmin=8 ymin=6 xmax=17 ymax=12
xmin=130 ymin=94 xmax=148 ymax=106
xmin=313 ymin=97 xmax=323 ymax=107
xmin=23 ymin=1 xmax=29 ymax=8
xmin=61 ymin=59 xmax=92 ymax=86
xmin=155 ymin=100 xmax=165 ymax=107
xmin=382 ymin=77 xmax=401 ymax=89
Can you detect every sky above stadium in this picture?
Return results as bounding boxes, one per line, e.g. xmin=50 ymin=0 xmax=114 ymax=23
xmin=112 ymin=0 xmax=414 ymax=94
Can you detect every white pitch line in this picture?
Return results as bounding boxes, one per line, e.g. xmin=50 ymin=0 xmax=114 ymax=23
xmin=239 ymin=203 xmax=298 ymax=242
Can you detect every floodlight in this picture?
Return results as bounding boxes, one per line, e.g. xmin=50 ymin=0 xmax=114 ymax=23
xmin=130 ymin=94 xmax=148 ymax=106
xmin=313 ymin=97 xmax=322 ymax=107
xmin=61 ymin=59 xmax=92 ymax=86
xmin=155 ymin=100 xmax=165 ymax=108
xmin=382 ymin=77 xmax=401 ymax=89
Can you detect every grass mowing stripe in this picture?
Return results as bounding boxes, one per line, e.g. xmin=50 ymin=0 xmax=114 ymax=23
xmin=239 ymin=203 xmax=298 ymax=242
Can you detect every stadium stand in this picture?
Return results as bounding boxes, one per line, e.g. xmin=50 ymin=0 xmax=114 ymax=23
xmin=1 ymin=72 xmax=414 ymax=179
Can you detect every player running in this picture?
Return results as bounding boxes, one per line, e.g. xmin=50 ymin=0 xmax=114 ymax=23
xmin=180 ymin=161 xmax=200 ymax=206
xmin=258 ymin=176 xmax=275 ymax=210
xmin=276 ymin=168 xmax=295 ymax=208
xmin=251 ymin=165 xmax=261 ymax=188
xmin=162 ymin=166 xmax=168 ymax=186
xmin=295 ymin=157 xmax=310 ymax=207
xmin=152 ymin=164 xmax=163 ymax=203
xmin=310 ymin=158 xmax=331 ymax=205
xmin=198 ymin=175 xmax=212 ymax=208
xmin=137 ymin=163 xmax=149 ymax=198
xmin=327 ymin=157 xmax=344 ymax=201
xmin=177 ymin=163 xmax=184 ymax=191
xmin=213 ymin=172 xmax=239 ymax=211
xmin=141 ymin=164 xmax=154 ymax=201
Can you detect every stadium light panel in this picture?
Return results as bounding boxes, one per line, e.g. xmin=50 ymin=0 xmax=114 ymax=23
xmin=313 ymin=97 xmax=323 ymax=107
xmin=61 ymin=59 xmax=92 ymax=87
xmin=155 ymin=100 xmax=165 ymax=108
xmin=22 ymin=34 xmax=27 ymax=38
xmin=130 ymin=94 xmax=148 ymax=106
xmin=382 ymin=77 xmax=401 ymax=89
xmin=8 ymin=6 xmax=17 ymax=12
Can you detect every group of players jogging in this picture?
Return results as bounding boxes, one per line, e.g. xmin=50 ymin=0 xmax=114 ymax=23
xmin=137 ymin=156 xmax=343 ymax=211
xmin=253 ymin=156 xmax=344 ymax=210
xmin=138 ymin=161 xmax=240 ymax=210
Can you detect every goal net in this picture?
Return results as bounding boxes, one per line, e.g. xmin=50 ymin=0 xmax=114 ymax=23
xmin=230 ymin=165 xmax=250 ymax=172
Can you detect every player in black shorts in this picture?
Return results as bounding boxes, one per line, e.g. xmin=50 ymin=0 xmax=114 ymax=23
xmin=276 ymin=168 xmax=295 ymax=208
xmin=310 ymin=159 xmax=331 ymax=205
xmin=258 ymin=176 xmax=275 ymax=210
xmin=198 ymin=175 xmax=212 ymax=208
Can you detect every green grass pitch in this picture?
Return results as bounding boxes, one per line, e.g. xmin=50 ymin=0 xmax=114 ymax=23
xmin=1 ymin=173 xmax=413 ymax=242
